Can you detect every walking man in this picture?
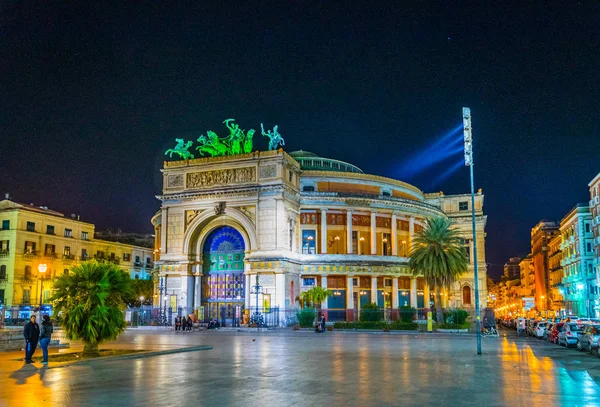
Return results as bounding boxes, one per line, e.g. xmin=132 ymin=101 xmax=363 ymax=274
xmin=23 ymin=315 xmax=40 ymax=363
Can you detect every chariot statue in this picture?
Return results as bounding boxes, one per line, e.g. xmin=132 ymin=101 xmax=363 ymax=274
xmin=165 ymin=138 xmax=195 ymax=160
xmin=261 ymin=123 xmax=285 ymax=150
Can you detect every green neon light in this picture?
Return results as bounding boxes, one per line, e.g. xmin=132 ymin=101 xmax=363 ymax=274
xmin=165 ymin=119 xmax=285 ymax=160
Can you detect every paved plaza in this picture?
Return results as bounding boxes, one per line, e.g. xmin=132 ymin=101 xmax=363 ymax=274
xmin=1 ymin=329 xmax=600 ymax=407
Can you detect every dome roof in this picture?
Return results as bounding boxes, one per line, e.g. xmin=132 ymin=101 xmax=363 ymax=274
xmin=288 ymin=150 xmax=363 ymax=174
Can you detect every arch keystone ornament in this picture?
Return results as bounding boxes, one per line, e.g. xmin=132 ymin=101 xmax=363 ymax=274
xmin=214 ymin=202 xmax=226 ymax=215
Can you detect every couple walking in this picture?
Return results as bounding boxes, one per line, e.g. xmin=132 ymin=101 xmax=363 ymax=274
xmin=24 ymin=314 xmax=54 ymax=364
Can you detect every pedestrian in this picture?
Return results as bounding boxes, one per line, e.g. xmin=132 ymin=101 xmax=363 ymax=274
xmin=39 ymin=314 xmax=54 ymax=365
xmin=320 ymin=314 xmax=326 ymax=334
xmin=181 ymin=316 xmax=187 ymax=332
xmin=175 ymin=316 xmax=181 ymax=331
xmin=23 ymin=315 xmax=40 ymax=364
xmin=187 ymin=316 xmax=193 ymax=332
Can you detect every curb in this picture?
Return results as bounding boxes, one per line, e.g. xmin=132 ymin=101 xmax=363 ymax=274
xmin=47 ymin=345 xmax=213 ymax=369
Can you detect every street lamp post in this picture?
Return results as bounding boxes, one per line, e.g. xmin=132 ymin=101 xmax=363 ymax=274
xmin=38 ymin=263 xmax=47 ymax=311
xmin=250 ymin=275 xmax=263 ymax=329
xmin=463 ymin=107 xmax=482 ymax=356
xmin=334 ymin=236 xmax=340 ymax=254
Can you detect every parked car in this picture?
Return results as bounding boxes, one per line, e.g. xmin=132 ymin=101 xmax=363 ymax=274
xmin=534 ymin=322 xmax=548 ymax=339
xmin=548 ymin=323 xmax=565 ymax=344
xmin=577 ymin=324 xmax=600 ymax=354
xmin=558 ymin=323 xmax=584 ymax=348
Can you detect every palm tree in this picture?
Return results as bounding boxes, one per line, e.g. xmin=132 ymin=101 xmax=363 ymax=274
xmin=408 ymin=217 xmax=468 ymax=325
xmin=50 ymin=261 xmax=131 ymax=356
xmin=300 ymin=286 xmax=333 ymax=312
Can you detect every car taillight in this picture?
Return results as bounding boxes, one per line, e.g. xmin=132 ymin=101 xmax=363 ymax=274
xmin=567 ymin=332 xmax=571 ymax=336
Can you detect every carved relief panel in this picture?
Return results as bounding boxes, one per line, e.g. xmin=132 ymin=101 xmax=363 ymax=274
xmin=351 ymin=214 xmax=371 ymax=227
xmin=300 ymin=213 xmax=320 ymax=224
xmin=186 ymin=167 xmax=256 ymax=189
xmin=375 ymin=217 xmax=391 ymax=228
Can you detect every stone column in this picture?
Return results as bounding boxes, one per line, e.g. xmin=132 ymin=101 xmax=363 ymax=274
xmin=423 ymin=283 xmax=430 ymax=310
xmin=321 ymin=208 xmax=328 ymax=254
xmin=410 ymin=277 xmax=417 ymax=308
xmin=391 ymin=213 xmax=398 ymax=256
xmin=392 ymin=276 xmax=398 ymax=321
xmin=244 ymin=274 xmax=251 ymax=308
xmin=371 ymin=276 xmax=378 ymax=306
xmin=275 ymin=273 xmax=285 ymax=322
xmin=321 ymin=276 xmax=328 ymax=319
xmin=346 ymin=210 xmax=353 ymax=254
xmin=370 ymin=211 xmax=377 ymax=255
xmin=194 ymin=274 xmax=202 ymax=309
xmin=346 ymin=276 xmax=354 ymax=321
xmin=442 ymin=288 xmax=448 ymax=308
xmin=161 ymin=208 xmax=168 ymax=254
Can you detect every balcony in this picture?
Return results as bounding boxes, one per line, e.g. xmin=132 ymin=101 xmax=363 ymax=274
xmin=0 ymin=249 xmax=9 ymax=258
xmin=43 ymin=252 xmax=57 ymax=260
xmin=19 ymin=276 xmax=34 ymax=284
xmin=62 ymin=254 xmax=76 ymax=262
xmin=80 ymin=255 xmax=91 ymax=261
xmin=23 ymin=250 xmax=39 ymax=259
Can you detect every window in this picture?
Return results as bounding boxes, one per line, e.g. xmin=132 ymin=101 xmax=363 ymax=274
xmin=352 ymin=231 xmax=358 ymax=254
xmin=22 ymin=289 xmax=30 ymax=304
xmin=146 ymin=257 xmax=151 ymax=264
xmin=135 ymin=256 xmax=141 ymax=264
xmin=587 ymin=243 xmax=592 ymax=253
xmin=353 ymin=278 xmax=359 ymax=287
xmin=81 ymin=248 xmax=88 ymax=260
xmin=26 ymin=222 xmax=35 ymax=232
xmin=0 ymin=289 xmax=4 ymax=305
xmin=1 ymin=220 xmax=9 ymax=230
xmin=64 ymin=228 xmax=72 ymax=237
xmin=123 ymin=253 xmax=131 ymax=262
xmin=384 ymin=279 xmax=392 ymax=287
xmin=461 ymin=238 xmax=471 ymax=262
xmin=586 ymin=223 xmax=591 ymax=233
xmin=459 ymin=202 xmax=469 ymax=211
xmin=46 ymin=225 xmax=55 ymax=235
xmin=110 ymin=253 xmax=116 ymax=260
xmin=81 ymin=231 xmax=89 ymax=240
xmin=302 ymin=186 xmax=315 ymax=192
xmin=303 ymin=278 xmax=316 ymax=286
xmin=44 ymin=244 xmax=55 ymax=256
xmin=0 ymin=240 xmax=9 ymax=252
xmin=0 ymin=265 xmax=6 ymax=279
xmin=288 ymin=170 xmax=293 ymax=183
xmin=382 ymin=233 xmax=391 ymax=255
xmin=462 ymin=286 xmax=472 ymax=305
xmin=24 ymin=266 xmax=32 ymax=279
xmin=301 ymin=230 xmax=316 ymax=254
xmin=63 ymin=269 xmax=69 ymax=276
xmin=24 ymin=241 xmax=36 ymax=253
xmin=64 ymin=246 xmax=71 ymax=256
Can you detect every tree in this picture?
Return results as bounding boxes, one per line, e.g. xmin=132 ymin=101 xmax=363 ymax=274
xmin=50 ymin=261 xmax=131 ymax=356
xmin=408 ymin=217 xmax=468 ymax=324
xmin=123 ymin=279 xmax=154 ymax=307
xmin=299 ymin=286 xmax=333 ymax=311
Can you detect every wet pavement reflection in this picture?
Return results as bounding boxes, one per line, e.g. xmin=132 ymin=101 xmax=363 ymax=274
xmin=1 ymin=328 xmax=599 ymax=406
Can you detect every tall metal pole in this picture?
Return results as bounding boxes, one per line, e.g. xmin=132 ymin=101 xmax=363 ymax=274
xmin=463 ymin=107 xmax=482 ymax=355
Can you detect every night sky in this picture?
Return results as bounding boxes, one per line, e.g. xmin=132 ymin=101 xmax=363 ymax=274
xmin=1 ymin=3 xmax=599 ymax=279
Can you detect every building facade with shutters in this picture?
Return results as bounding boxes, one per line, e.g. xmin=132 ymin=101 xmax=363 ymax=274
xmin=152 ymin=150 xmax=488 ymax=323
xmin=0 ymin=200 xmax=154 ymax=318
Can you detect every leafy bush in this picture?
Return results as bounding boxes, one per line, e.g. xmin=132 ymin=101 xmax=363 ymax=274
xmin=389 ymin=321 xmax=418 ymax=330
xmin=443 ymin=308 xmax=470 ymax=326
xmin=360 ymin=303 xmax=384 ymax=322
xmin=332 ymin=321 xmax=418 ymax=331
xmin=296 ymin=308 xmax=316 ymax=328
xmin=398 ymin=306 xmax=416 ymax=323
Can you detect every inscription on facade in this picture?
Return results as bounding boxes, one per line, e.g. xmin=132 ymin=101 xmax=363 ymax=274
xmin=259 ymin=164 xmax=277 ymax=179
xmin=167 ymin=174 xmax=184 ymax=188
xmin=186 ymin=167 xmax=256 ymax=189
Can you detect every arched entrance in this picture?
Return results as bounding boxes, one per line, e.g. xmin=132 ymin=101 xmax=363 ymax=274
xmin=202 ymin=226 xmax=246 ymax=324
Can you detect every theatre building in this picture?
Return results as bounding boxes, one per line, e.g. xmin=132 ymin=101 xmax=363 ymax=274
xmin=152 ymin=150 xmax=487 ymax=323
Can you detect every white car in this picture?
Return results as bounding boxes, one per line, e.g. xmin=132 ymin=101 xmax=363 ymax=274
xmin=534 ymin=322 xmax=548 ymax=339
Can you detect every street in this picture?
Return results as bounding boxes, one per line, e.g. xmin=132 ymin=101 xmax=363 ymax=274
xmin=1 ymin=329 xmax=599 ymax=407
